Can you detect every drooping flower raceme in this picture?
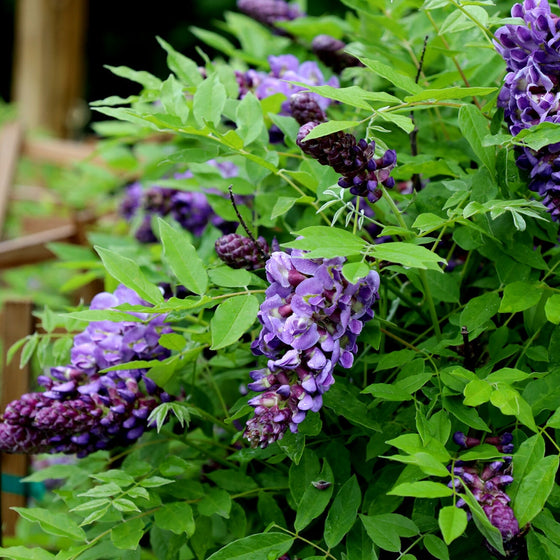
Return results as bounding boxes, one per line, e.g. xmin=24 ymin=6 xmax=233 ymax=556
xmin=494 ymin=0 xmax=560 ymax=219
xmin=244 ymin=250 xmax=379 ymax=448
xmin=120 ymin=159 xmax=242 ymax=242
xmin=297 ymin=121 xmax=397 ymax=203
xmin=449 ymin=432 xmax=523 ymax=556
xmin=0 ymin=285 xmax=173 ymax=457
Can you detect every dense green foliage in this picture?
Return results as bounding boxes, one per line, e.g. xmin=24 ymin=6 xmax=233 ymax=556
xmin=2 ymin=0 xmax=560 ymax=558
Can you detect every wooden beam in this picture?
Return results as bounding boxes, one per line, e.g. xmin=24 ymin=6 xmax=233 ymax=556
xmin=12 ymin=0 xmax=89 ymax=138
xmin=0 ymin=300 xmax=34 ymax=539
xmin=0 ymin=121 xmax=24 ymax=238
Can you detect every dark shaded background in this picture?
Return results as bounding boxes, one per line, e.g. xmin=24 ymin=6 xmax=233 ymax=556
xmin=1 ymin=0 xmax=346 ymax=127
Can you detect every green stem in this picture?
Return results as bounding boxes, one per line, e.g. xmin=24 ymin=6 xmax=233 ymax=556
xmin=419 ymin=269 xmax=442 ymax=341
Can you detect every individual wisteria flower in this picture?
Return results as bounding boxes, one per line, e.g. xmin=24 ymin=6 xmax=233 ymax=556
xmin=215 ymin=233 xmax=270 ymax=270
xmin=449 ymin=432 xmax=524 ymax=557
xmin=243 ymin=249 xmax=380 ymax=448
xmin=494 ymin=0 xmax=560 ymax=220
xmin=237 ymin=0 xmax=304 ymax=34
xmin=119 ymin=159 xmax=244 ymax=242
xmin=311 ymin=34 xmax=364 ymax=73
xmin=297 ymin=121 xmax=397 ymax=203
xmin=0 ymin=285 xmax=173 ymax=457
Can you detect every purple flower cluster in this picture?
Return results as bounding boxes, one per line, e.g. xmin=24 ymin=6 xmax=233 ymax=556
xmin=449 ymin=432 xmax=523 ymax=555
xmin=120 ymin=160 xmax=242 ymax=242
xmin=297 ymin=122 xmax=397 ymax=203
xmin=495 ymin=0 xmax=560 ymax=219
xmin=0 ymin=285 xmax=173 ymax=457
xmin=237 ymin=0 xmax=303 ymax=33
xmin=235 ymin=54 xmax=339 ymax=132
xmin=244 ymin=250 xmax=380 ymax=448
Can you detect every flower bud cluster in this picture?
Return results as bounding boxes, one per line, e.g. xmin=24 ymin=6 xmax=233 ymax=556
xmin=244 ymin=249 xmax=379 ymax=448
xmin=0 ymin=285 xmax=173 ymax=457
xmin=311 ymin=34 xmax=363 ymax=74
xmin=449 ymin=432 xmax=522 ymax=555
xmin=237 ymin=0 xmax=303 ymax=34
xmin=494 ymin=0 xmax=560 ymax=220
xmin=297 ymin=122 xmax=397 ymax=203
xmin=215 ymin=233 xmax=270 ymax=270
xmin=119 ymin=160 xmax=242 ymax=242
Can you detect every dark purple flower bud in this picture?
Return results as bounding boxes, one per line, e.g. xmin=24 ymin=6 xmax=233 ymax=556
xmin=289 ymin=91 xmax=327 ymax=125
xmin=237 ymin=0 xmax=304 ymax=32
xmin=215 ymin=233 xmax=270 ymax=270
xmin=453 ymin=431 xmax=481 ymax=448
xmin=311 ymin=34 xmax=363 ymax=73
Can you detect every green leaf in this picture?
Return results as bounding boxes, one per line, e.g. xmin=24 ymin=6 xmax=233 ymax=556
xmin=490 ymin=386 xmax=537 ymax=430
xmin=104 ymin=65 xmax=162 ymax=90
xmin=405 ymin=87 xmax=496 ymax=103
xmin=545 ymin=294 xmax=560 ymax=324
xmin=209 ymin=266 xmax=253 ymax=288
xmin=111 ymin=518 xmax=145 ymax=550
xmin=94 ymin=246 xmax=164 ymax=305
xmin=463 ymin=379 xmax=492 ymax=406
xmin=358 ymin=58 xmax=423 ymax=94
xmin=388 ymin=481 xmax=453 ymax=498
xmin=499 ymin=281 xmax=543 ymax=313
xmin=205 ymin=532 xmax=294 ymax=560
xmin=154 ymin=502 xmax=195 ymax=535
xmin=236 ymin=92 xmax=266 ymax=146
xmin=210 ymin=294 xmax=259 ymax=350
xmin=360 ymin=513 xmax=418 ymax=552
xmin=458 ymin=104 xmax=496 ymax=176
xmin=193 ymin=73 xmax=227 ymax=127
xmin=300 ymin=119 xmax=362 ymax=141
xmin=198 ymin=487 xmax=232 ymax=518
xmin=0 ymin=546 xmax=55 ymax=560
xmin=514 ymin=454 xmax=559 ymax=527
xmin=460 ymin=291 xmax=500 ymax=331
xmin=342 ymin=261 xmax=371 ymax=283
xmin=19 ymin=333 xmax=38 ymax=368
xmin=158 ymin=218 xmax=208 ymax=295
xmin=157 ymin=37 xmax=203 ymax=86
xmin=438 ymin=506 xmax=468 ymax=545
xmin=513 ymin=121 xmax=560 ymax=151
xmin=423 ymin=534 xmax=450 ymax=560
xmin=362 ymin=383 xmax=414 ymax=401
xmin=294 ymin=460 xmax=334 ymax=532
xmin=533 ymin=508 xmax=560 ymax=546
xmin=373 ymin=242 xmax=446 ymax=270
xmin=509 ymin=434 xmax=545 ymax=500
xmin=324 ymin=475 xmax=362 ymax=548
xmin=12 ymin=508 xmax=86 ymax=541
xmin=285 ymin=226 xmax=367 ymax=258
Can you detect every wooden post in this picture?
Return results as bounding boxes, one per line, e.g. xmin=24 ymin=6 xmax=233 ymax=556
xmin=11 ymin=0 xmax=89 ymax=138
xmin=0 ymin=300 xmax=34 ymax=539
xmin=0 ymin=121 xmax=24 ymax=238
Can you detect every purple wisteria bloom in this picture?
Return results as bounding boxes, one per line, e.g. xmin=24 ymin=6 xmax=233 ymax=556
xmin=215 ymin=233 xmax=270 ymax=270
xmin=449 ymin=432 xmax=524 ymax=557
xmin=243 ymin=249 xmax=379 ymax=448
xmin=119 ymin=159 xmax=244 ymax=242
xmin=494 ymin=0 xmax=560 ymax=219
xmin=0 ymin=285 xmax=174 ymax=457
xmin=297 ymin=121 xmax=397 ymax=203
xmin=235 ymin=54 xmax=339 ymax=141
xmin=237 ymin=0 xmax=304 ymax=34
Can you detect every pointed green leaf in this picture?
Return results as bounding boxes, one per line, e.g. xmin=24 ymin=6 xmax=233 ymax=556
xmin=94 ymin=246 xmax=163 ymax=305
xmin=205 ymin=533 xmax=293 ymax=560
xmin=438 ymin=506 xmax=468 ymax=545
xmin=324 ymin=475 xmax=362 ymax=548
xmin=158 ymin=218 xmax=208 ymax=295
xmin=210 ymin=294 xmax=259 ymax=350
